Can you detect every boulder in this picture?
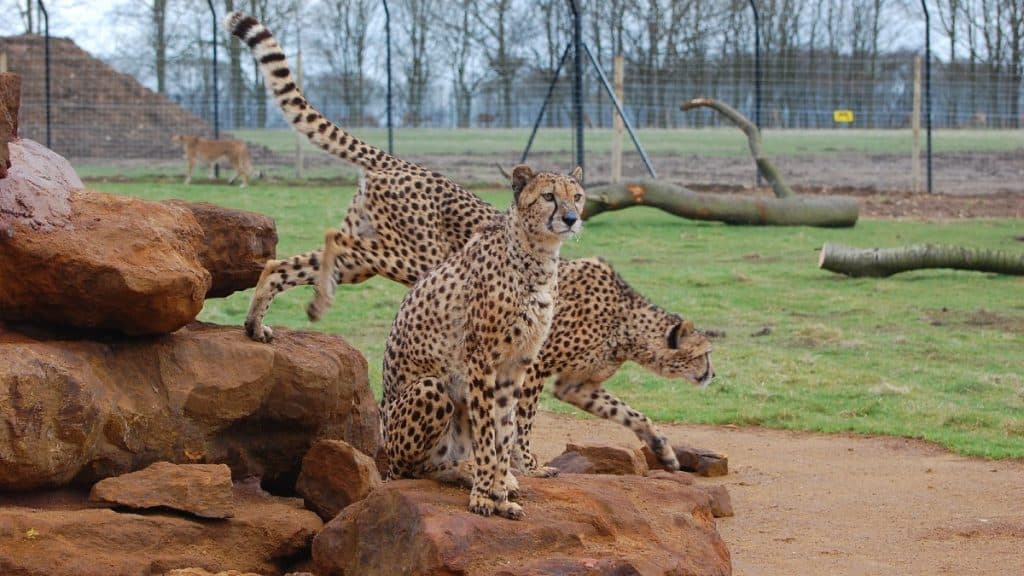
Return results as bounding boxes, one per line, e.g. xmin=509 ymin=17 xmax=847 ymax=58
xmin=0 ymin=138 xmax=78 ymax=231
xmin=642 ymin=444 xmax=729 ymax=477
xmin=0 ymin=485 xmax=322 ymax=576
xmin=90 ymin=462 xmax=235 ymax=519
xmin=312 ymin=475 xmax=731 ymax=576
xmin=0 ymin=188 xmax=210 ymax=334
xmin=165 ymin=570 xmax=260 ymax=576
xmin=0 ymin=322 xmax=377 ymax=491
xmin=165 ymin=200 xmax=277 ymax=298
xmin=296 ymin=439 xmax=383 ymax=520
xmin=546 ymin=442 xmax=649 ymax=476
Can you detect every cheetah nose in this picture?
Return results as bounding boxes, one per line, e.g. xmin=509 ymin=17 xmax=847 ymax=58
xmin=562 ymin=212 xmax=579 ymax=227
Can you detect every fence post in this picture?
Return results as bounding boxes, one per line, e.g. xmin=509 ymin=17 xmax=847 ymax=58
xmin=611 ymin=55 xmax=624 ymax=184
xmin=205 ymin=0 xmax=219 ymax=178
xmin=383 ymin=0 xmax=393 ymax=155
xmin=748 ymin=0 xmax=761 ymax=186
xmin=912 ymin=56 xmax=922 ymax=193
xmin=568 ymin=0 xmax=583 ymax=179
xmin=920 ymin=0 xmax=933 ymax=194
xmin=37 ymin=0 xmax=50 ymax=149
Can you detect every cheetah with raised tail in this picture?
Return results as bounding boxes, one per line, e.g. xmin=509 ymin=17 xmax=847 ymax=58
xmin=513 ymin=257 xmax=714 ymax=475
xmin=381 ymin=165 xmax=584 ymax=520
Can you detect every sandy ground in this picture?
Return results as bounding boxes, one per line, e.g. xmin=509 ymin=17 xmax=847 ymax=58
xmin=530 ymin=411 xmax=1024 ymax=576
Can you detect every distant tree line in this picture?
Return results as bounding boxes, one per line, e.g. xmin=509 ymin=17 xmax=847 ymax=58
xmin=6 ymin=0 xmax=1019 ymax=129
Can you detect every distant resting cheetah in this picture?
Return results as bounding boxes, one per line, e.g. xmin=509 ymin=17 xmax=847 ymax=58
xmin=381 ymin=165 xmax=585 ymax=520
xmin=227 ymin=12 xmax=715 ymax=470
xmin=513 ymin=258 xmax=714 ymax=475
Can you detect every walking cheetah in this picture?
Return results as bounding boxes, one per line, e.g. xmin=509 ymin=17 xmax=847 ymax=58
xmin=381 ymin=165 xmax=585 ymax=520
xmin=512 ymin=258 xmax=714 ymax=475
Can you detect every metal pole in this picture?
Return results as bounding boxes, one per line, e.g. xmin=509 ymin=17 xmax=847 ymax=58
xmin=920 ymin=0 xmax=933 ymax=194
xmin=521 ymin=44 xmax=571 ymax=163
xmin=569 ymin=0 xmax=583 ymax=178
xmin=38 ymin=0 xmax=50 ymax=148
xmin=583 ymin=43 xmax=656 ymax=178
xmin=205 ymin=0 xmax=219 ymax=178
xmin=749 ymin=0 xmax=761 ymax=186
xmin=383 ymin=0 xmax=393 ymax=154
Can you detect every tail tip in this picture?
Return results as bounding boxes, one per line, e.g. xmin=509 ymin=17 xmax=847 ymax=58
xmin=223 ymin=11 xmax=249 ymax=35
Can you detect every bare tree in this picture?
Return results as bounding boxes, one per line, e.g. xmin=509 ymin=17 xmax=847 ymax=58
xmin=473 ymin=0 xmax=529 ymax=127
xmin=398 ymin=0 xmax=436 ymax=126
xmin=312 ymin=0 xmax=376 ymax=125
xmin=444 ymin=0 xmax=487 ymax=127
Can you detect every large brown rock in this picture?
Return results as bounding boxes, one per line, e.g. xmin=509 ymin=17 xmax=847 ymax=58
xmin=0 ymin=188 xmax=210 ymax=334
xmin=312 ymin=475 xmax=731 ymax=576
xmin=165 ymin=200 xmax=277 ymax=298
xmin=0 ymin=322 xmax=377 ymax=491
xmin=546 ymin=442 xmax=650 ymax=476
xmin=90 ymin=462 xmax=235 ymax=519
xmin=0 ymin=485 xmax=322 ymax=576
xmin=296 ymin=439 xmax=383 ymax=521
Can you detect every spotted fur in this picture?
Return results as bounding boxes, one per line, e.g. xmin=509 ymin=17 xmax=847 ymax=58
xmin=513 ymin=258 xmax=714 ymax=475
xmin=381 ymin=166 xmax=585 ymax=520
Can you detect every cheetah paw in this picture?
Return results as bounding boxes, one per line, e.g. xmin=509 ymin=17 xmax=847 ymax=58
xmin=244 ymin=319 xmax=274 ymax=343
xmin=496 ymin=500 xmax=524 ymax=520
xmin=306 ymin=298 xmax=329 ymax=322
xmin=468 ymin=491 xmax=495 ymax=517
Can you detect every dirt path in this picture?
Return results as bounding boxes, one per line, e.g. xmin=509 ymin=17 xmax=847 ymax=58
xmin=531 ymin=412 xmax=1024 ymax=576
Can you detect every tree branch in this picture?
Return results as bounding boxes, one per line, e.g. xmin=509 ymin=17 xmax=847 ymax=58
xmin=819 ymin=243 xmax=1024 ymax=277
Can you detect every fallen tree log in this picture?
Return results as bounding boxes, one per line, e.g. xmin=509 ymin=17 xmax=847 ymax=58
xmin=584 ymin=179 xmax=859 ymax=227
xmin=819 ymin=242 xmax=1024 ymax=277
xmin=681 ymin=97 xmax=794 ymax=199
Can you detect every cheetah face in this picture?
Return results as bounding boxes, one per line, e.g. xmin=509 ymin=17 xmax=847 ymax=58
xmin=650 ymin=318 xmax=714 ymax=387
xmin=510 ymin=165 xmax=586 ymax=240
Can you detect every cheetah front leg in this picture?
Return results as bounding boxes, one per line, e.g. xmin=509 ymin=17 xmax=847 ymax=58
xmin=553 ymin=379 xmax=681 ymax=471
xmin=512 ymin=369 xmax=559 ymax=478
xmin=467 ymin=365 xmax=524 ymax=520
xmin=244 ymin=251 xmax=322 ymax=342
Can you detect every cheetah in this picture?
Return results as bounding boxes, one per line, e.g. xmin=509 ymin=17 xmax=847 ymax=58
xmin=381 ymin=165 xmax=585 ymax=520
xmin=513 ymin=258 xmax=714 ymax=476
xmin=171 ymin=134 xmax=256 ymax=187
xmin=226 ymin=12 xmax=494 ymax=342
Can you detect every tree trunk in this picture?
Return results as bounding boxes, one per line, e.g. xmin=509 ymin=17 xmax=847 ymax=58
xmin=680 ymin=98 xmax=794 ymax=198
xmin=226 ymin=0 xmax=245 ymax=129
xmin=819 ymin=243 xmax=1024 ymax=277
xmin=153 ymin=0 xmax=168 ymax=95
xmin=584 ymin=180 xmax=859 ymax=228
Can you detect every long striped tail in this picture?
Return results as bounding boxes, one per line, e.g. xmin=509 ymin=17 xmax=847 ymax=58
xmin=224 ymin=11 xmax=408 ymax=173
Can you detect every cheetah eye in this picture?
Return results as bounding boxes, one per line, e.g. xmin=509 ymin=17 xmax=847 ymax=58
xmin=574 ymin=193 xmax=583 ymax=203
xmin=542 ymin=193 xmax=555 ymax=202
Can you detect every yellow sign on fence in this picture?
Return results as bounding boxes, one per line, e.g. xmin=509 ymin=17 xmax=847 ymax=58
xmin=833 ymin=109 xmax=855 ymax=123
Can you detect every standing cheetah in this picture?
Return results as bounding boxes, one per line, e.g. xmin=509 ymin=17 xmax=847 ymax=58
xmin=513 ymin=258 xmax=714 ymax=475
xmin=381 ymin=165 xmax=585 ymax=520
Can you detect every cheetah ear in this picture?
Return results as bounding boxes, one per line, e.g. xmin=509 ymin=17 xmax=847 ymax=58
xmin=569 ymin=166 xmax=583 ymax=182
xmin=511 ymin=164 xmax=536 ymax=202
xmin=666 ymin=319 xmax=693 ymax=349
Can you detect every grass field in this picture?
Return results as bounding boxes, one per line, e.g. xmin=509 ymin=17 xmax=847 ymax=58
xmin=92 ymin=179 xmax=1024 ymax=459
xmin=230 ymin=127 xmax=1024 ymax=158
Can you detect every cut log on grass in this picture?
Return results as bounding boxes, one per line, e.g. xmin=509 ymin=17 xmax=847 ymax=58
xmin=681 ymin=97 xmax=793 ymax=199
xmin=819 ymin=243 xmax=1024 ymax=277
xmin=584 ymin=179 xmax=859 ymax=227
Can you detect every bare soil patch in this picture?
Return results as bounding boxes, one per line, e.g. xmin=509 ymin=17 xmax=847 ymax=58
xmin=531 ymin=411 xmax=1024 ymax=576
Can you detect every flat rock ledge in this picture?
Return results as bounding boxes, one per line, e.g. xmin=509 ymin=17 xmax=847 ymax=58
xmin=312 ymin=474 xmax=732 ymax=576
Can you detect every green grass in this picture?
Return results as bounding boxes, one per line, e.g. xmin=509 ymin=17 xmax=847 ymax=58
xmin=230 ymin=127 xmax=1024 ymax=158
xmin=92 ymin=180 xmax=1024 ymax=459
